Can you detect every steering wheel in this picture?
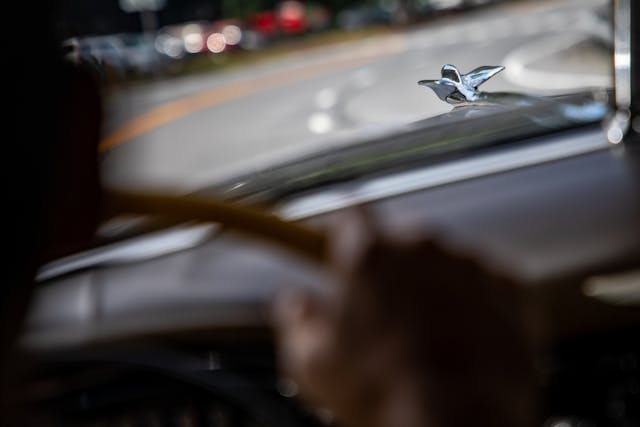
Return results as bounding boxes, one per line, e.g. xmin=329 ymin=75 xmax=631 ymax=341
xmin=23 ymin=190 xmax=331 ymax=427
xmin=104 ymin=189 xmax=327 ymax=263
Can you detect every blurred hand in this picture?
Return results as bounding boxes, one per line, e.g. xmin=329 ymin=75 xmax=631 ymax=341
xmin=272 ymin=210 xmax=537 ymax=427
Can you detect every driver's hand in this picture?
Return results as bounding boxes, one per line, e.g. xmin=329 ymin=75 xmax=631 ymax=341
xmin=272 ymin=210 xmax=537 ymax=427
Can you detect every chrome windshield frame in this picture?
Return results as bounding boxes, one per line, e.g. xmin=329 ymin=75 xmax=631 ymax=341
xmin=607 ymin=0 xmax=639 ymax=144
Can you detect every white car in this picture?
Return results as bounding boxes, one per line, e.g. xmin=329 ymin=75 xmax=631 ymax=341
xmin=77 ymin=33 xmax=166 ymax=77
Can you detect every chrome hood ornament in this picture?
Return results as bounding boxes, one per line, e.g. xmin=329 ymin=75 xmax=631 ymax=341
xmin=418 ymin=64 xmax=505 ymax=105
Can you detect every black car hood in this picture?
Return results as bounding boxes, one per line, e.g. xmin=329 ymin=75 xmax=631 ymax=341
xmin=196 ymin=90 xmax=610 ymax=204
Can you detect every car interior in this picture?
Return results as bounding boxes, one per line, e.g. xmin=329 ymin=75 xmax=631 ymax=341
xmin=8 ymin=0 xmax=640 ymax=426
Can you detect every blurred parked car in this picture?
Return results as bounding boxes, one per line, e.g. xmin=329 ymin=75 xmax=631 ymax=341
xmin=246 ymin=10 xmax=278 ymax=40
xmin=275 ymin=1 xmax=307 ymax=35
xmin=156 ymin=19 xmax=247 ymax=57
xmin=76 ymin=35 xmax=130 ymax=79
xmin=210 ymin=19 xmax=245 ymax=53
xmin=76 ymin=33 xmax=168 ymax=79
xmin=246 ymin=2 xmax=308 ymax=42
xmin=336 ymin=4 xmax=393 ymax=30
xmin=429 ymin=0 xmax=466 ymax=12
xmin=156 ymin=21 xmax=209 ymax=57
xmin=116 ymin=32 xmax=169 ymax=74
xmin=305 ymin=2 xmax=331 ymax=31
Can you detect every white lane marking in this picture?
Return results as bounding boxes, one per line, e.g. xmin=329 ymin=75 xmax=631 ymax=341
xmin=308 ymin=112 xmax=335 ymax=134
xmin=315 ymin=88 xmax=338 ymax=110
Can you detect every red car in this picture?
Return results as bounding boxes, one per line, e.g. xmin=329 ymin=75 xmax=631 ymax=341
xmin=276 ymin=1 xmax=307 ymax=35
xmin=247 ymin=10 xmax=278 ymax=38
xmin=247 ymin=1 xmax=307 ymax=39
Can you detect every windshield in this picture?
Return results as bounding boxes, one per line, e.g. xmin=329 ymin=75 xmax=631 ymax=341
xmin=57 ymin=0 xmax=612 ymax=195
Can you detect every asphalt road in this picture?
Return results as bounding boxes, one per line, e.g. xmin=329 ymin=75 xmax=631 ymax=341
xmin=101 ymin=0 xmax=610 ymax=193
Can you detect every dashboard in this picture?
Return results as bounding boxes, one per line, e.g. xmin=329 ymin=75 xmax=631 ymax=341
xmin=17 ymin=124 xmax=640 ymax=426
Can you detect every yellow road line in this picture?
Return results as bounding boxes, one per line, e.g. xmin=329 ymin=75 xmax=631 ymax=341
xmin=99 ymin=38 xmax=406 ymax=153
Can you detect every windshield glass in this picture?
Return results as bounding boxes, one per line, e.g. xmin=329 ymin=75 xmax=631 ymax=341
xmin=57 ymin=0 xmax=612 ymax=195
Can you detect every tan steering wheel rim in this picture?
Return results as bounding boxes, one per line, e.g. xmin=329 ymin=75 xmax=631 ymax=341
xmin=104 ymin=190 xmax=327 ymax=263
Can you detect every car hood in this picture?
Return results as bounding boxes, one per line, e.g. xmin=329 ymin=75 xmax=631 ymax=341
xmin=196 ymin=90 xmax=610 ymax=204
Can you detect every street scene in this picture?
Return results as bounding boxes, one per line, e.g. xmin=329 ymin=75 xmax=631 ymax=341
xmin=10 ymin=3 xmax=638 ymax=427
xmin=75 ymin=0 xmax=612 ymax=192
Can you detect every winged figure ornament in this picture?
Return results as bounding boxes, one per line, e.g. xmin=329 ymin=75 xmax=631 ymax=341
xmin=418 ymin=64 xmax=505 ymax=105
